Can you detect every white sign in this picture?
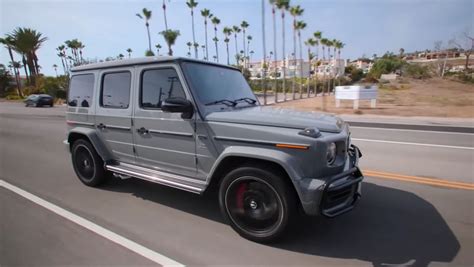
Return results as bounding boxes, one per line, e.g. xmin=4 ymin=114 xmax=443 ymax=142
xmin=335 ymin=85 xmax=378 ymax=109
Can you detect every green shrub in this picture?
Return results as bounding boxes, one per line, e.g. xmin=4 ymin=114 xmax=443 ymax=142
xmin=6 ymin=94 xmax=24 ymax=100
xmin=403 ymin=63 xmax=431 ymax=79
xmin=368 ymin=56 xmax=405 ymax=78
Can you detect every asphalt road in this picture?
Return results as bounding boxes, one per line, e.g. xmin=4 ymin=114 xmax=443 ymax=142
xmin=1 ymin=102 xmax=473 ymax=266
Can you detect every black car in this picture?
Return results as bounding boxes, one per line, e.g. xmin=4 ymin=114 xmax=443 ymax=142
xmin=24 ymin=94 xmax=54 ymax=107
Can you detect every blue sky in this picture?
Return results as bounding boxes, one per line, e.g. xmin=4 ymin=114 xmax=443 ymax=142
xmin=1 ymin=0 xmax=472 ymax=76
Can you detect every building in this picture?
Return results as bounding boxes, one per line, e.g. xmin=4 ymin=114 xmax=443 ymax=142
xmin=247 ymin=56 xmax=343 ymax=80
xmin=348 ymin=58 xmax=374 ymax=73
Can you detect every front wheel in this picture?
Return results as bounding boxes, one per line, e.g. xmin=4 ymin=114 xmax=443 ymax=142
xmin=219 ymin=166 xmax=296 ymax=243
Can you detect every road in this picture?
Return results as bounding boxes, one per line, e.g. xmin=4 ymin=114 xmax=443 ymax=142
xmin=1 ymin=102 xmax=473 ymax=266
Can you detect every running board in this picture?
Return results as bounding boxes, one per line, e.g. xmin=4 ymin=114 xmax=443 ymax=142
xmin=106 ymin=163 xmax=205 ymax=194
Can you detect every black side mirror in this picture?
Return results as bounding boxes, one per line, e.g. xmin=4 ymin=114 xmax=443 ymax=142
xmin=161 ymin=97 xmax=194 ymax=119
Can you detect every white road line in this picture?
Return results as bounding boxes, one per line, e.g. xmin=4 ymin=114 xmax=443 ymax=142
xmin=350 ymin=126 xmax=474 ymax=135
xmin=0 ymin=179 xmax=184 ymax=267
xmin=352 ymin=138 xmax=474 ymax=150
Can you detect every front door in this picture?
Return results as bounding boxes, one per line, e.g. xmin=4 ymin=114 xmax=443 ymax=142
xmin=95 ymin=69 xmax=135 ymax=163
xmin=133 ymin=65 xmax=197 ymax=178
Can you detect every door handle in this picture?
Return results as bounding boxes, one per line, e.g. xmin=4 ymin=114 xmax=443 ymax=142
xmin=137 ymin=127 xmax=149 ymax=135
xmin=97 ymin=123 xmax=106 ymax=130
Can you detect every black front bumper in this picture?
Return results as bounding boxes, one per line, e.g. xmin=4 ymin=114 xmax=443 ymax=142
xmin=320 ymin=145 xmax=364 ymax=218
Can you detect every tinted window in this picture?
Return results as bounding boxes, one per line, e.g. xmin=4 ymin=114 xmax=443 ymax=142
xmin=68 ymin=74 xmax=94 ymax=107
xmin=181 ymin=62 xmax=256 ymax=106
xmin=141 ymin=68 xmax=186 ymax=109
xmin=101 ymin=72 xmax=131 ymax=109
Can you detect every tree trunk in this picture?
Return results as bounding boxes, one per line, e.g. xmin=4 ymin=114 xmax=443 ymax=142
xmin=21 ymin=55 xmax=30 ymax=85
xmin=226 ymin=43 xmax=230 ymax=65
xmin=465 ymin=52 xmax=470 ymax=71
xmin=242 ymin=29 xmax=246 ymax=68
xmin=272 ymin=7 xmax=278 ymax=104
xmin=292 ymin=17 xmax=297 ymax=100
xmin=261 ymin=0 xmax=267 ymax=105
xmin=281 ymin=11 xmax=286 ymax=101
xmin=146 ymin=24 xmax=152 ymax=52
xmin=234 ymin=34 xmax=238 ymax=65
xmin=214 ymin=28 xmax=219 ymax=62
xmin=298 ymin=31 xmax=303 ymax=99
xmin=205 ymin=20 xmax=209 ymax=60
xmin=7 ymin=47 xmax=22 ymax=97
xmin=307 ymin=47 xmax=311 ymax=98
xmin=162 ymin=0 xmax=168 ymax=31
xmin=191 ymin=10 xmax=197 ymax=58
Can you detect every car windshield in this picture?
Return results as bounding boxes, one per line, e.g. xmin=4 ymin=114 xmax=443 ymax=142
xmin=181 ymin=62 xmax=258 ymax=112
xmin=27 ymin=95 xmax=39 ymax=100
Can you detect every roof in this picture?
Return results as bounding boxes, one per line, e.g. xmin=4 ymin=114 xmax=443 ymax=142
xmin=71 ymin=56 xmax=238 ymax=72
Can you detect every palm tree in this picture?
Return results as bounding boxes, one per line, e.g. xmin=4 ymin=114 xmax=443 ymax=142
xmin=118 ymin=54 xmax=124 ymax=60
xmin=313 ymin=31 xmax=322 ymax=61
xmin=0 ymin=36 xmax=22 ymax=96
xmin=201 ymin=9 xmax=212 ymax=60
xmin=162 ymin=0 xmax=169 ymax=30
xmin=240 ymin=21 xmax=249 ymax=66
xmin=261 ymin=0 xmax=268 ymax=105
xmin=304 ymin=38 xmax=316 ymax=97
xmin=211 ymin=16 xmax=221 ymax=62
xmin=296 ymin=20 xmax=306 ymax=98
xmin=269 ymin=0 xmax=278 ymax=103
xmin=9 ymin=27 xmax=48 ymax=84
xmin=290 ymin=5 xmax=303 ymax=99
xmin=276 ymin=0 xmax=290 ymax=101
xmin=159 ymin=29 xmax=180 ymax=56
xmin=247 ymin=35 xmax=253 ymax=60
xmin=56 ymin=45 xmax=68 ymax=74
xmin=212 ymin=37 xmax=219 ymax=61
xmin=136 ymin=8 xmax=153 ymax=54
xmin=223 ymin=27 xmax=233 ymax=65
xmin=186 ymin=0 xmax=199 ymax=58
xmin=126 ymin=48 xmax=132 ymax=58
xmin=155 ymin=43 xmax=162 ymax=55
xmin=53 ymin=64 xmax=58 ymax=76
xmin=249 ymin=50 xmax=254 ymax=62
xmin=335 ymin=40 xmax=345 ymax=86
xmin=186 ymin=41 xmax=192 ymax=57
xmin=232 ymin=26 xmax=241 ymax=64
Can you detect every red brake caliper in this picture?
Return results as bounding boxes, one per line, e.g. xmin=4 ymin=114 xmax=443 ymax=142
xmin=236 ymin=183 xmax=247 ymax=209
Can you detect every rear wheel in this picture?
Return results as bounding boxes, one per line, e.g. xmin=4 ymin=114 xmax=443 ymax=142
xmin=71 ymin=139 xmax=108 ymax=187
xmin=219 ymin=166 xmax=296 ymax=243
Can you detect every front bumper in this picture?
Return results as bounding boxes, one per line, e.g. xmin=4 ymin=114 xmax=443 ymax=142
xmin=295 ymin=144 xmax=364 ymax=217
xmin=320 ymin=145 xmax=363 ymax=217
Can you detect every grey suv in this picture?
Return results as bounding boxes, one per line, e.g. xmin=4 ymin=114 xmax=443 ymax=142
xmin=65 ymin=57 xmax=363 ymax=242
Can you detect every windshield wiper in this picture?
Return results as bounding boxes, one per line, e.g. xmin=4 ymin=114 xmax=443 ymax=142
xmin=205 ymin=99 xmax=237 ymax=107
xmin=234 ymin=97 xmax=257 ymax=105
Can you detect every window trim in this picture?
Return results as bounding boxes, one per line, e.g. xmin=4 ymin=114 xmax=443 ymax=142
xmin=139 ymin=67 xmax=186 ymax=110
xmin=99 ymin=70 xmax=132 ymax=109
xmin=68 ymin=73 xmax=95 ymax=108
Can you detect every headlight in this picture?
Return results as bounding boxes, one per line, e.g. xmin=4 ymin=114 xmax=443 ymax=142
xmin=326 ymin=142 xmax=337 ymax=165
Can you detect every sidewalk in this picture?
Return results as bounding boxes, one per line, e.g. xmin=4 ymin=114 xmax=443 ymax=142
xmin=340 ymin=114 xmax=474 ymax=128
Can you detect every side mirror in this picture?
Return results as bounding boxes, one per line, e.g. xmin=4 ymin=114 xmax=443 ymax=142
xmin=161 ymin=97 xmax=194 ymax=119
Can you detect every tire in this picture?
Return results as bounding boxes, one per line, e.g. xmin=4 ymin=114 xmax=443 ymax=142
xmin=71 ymin=139 xmax=108 ymax=187
xmin=219 ymin=165 xmax=296 ymax=243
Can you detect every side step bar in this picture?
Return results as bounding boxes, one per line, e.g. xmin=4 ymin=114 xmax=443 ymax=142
xmin=106 ymin=163 xmax=205 ymax=194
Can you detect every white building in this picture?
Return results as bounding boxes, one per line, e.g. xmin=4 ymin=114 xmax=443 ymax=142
xmin=248 ymin=56 xmax=344 ymax=80
xmin=348 ymin=58 xmax=373 ymax=73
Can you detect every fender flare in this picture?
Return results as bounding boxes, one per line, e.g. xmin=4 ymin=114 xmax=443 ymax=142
xmin=67 ymin=127 xmax=115 ymax=162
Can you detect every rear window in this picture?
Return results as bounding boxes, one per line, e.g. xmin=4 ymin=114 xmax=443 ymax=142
xmin=68 ymin=74 xmax=95 ymax=107
xmin=100 ymin=71 xmax=131 ymax=109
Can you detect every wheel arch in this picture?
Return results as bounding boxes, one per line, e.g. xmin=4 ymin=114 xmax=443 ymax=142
xmin=67 ymin=127 xmax=115 ymax=163
xmin=206 ymin=147 xmax=305 ymax=210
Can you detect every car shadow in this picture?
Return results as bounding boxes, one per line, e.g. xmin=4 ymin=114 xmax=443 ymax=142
xmin=101 ymin=179 xmax=459 ymax=267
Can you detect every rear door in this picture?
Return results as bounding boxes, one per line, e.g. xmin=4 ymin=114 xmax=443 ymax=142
xmin=133 ymin=64 xmax=197 ymax=178
xmin=95 ymin=68 xmax=135 ymax=163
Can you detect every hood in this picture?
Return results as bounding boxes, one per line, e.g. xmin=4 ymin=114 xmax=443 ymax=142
xmin=205 ymin=106 xmax=345 ymax=133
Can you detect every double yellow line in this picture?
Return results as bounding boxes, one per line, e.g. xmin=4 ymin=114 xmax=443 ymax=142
xmin=364 ymin=170 xmax=474 ymax=190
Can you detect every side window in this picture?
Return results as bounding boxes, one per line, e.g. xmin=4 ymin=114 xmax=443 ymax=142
xmin=101 ymin=71 xmax=131 ymax=109
xmin=68 ymin=74 xmax=94 ymax=107
xmin=141 ymin=68 xmax=186 ymax=109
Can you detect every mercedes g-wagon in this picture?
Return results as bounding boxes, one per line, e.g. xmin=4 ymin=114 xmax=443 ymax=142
xmin=65 ymin=57 xmax=363 ymax=242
